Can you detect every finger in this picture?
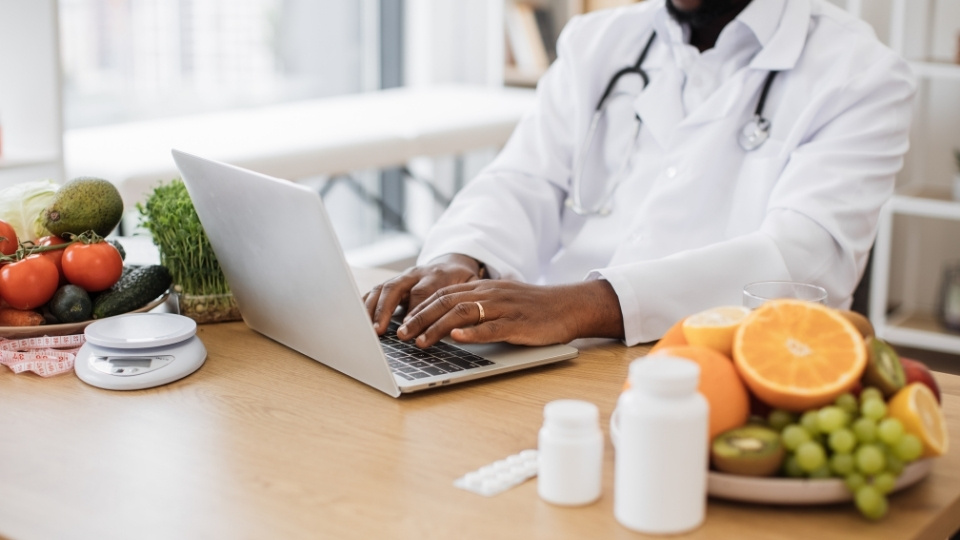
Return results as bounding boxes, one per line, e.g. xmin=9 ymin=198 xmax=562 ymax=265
xmin=450 ymin=319 xmax=505 ymax=344
xmin=406 ymin=281 xmax=481 ymax=322
xmin=408 ymin=298 xmax=486 ymax=348
xmin=371 ymin=275 xmax=416 ymax=334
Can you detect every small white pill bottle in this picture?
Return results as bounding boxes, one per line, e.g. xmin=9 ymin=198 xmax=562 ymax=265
xmin=537 ymin=399 xmax=603 ymax=506
xmin=613 ymin=356 xmax=709 ymax=534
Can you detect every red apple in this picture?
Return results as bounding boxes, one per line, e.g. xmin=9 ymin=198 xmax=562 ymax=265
xmin=899 ymin=357 xmax=941 ymax=403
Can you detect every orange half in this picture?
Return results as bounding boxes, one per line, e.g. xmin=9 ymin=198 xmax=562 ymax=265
xmin=732 ymin=299 xmax=867 ymax=412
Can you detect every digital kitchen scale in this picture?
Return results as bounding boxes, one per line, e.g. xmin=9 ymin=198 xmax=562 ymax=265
xmin=75 ymin=312 xmax=207 ymax=390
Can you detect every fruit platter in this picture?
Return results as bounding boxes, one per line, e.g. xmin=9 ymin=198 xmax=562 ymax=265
xmin=0 ymin=178 xmax=173 ymax=339
xmin=644 ymin=301 xmax=948 ymax=520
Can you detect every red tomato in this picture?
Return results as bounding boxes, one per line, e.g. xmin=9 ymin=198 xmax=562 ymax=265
xmin=38 ymin=235 xmax=69 ymax=283
xmin=0 ymin=219 xmax=17 ymax=256
xmin=62 ymin=241 xmax=124 ymax=292
xmin=0 ymin=255 xmax=59 ymax=309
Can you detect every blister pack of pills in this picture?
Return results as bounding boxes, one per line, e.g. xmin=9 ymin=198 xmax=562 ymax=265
xmin=453 ymin=449 xmax=538 ymax=497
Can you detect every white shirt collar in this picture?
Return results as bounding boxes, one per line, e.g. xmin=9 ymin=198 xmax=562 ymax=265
xmin=652 ymin=0 xmax=811 ymax=72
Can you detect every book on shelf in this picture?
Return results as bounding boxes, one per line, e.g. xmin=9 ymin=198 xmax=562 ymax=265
xmin=505 ymin=1 xmax=551 ymax=74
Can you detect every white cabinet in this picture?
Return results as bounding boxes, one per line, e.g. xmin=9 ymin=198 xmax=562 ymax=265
xmin=0 ymin=0 xmax=64 ymax=189
xmin=847 ymin=0 xmax=960 ymax=354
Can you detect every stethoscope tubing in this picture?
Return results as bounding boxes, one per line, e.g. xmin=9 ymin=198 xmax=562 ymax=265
xmin=567 ymin=30 xmax=780 ymax=217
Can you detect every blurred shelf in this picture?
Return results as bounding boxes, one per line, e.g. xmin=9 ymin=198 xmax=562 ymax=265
xmin=504 ymin=65 xmax=544 ymax=88
xmin=881 ymin=309 xmax=960 ymax=356
xmin=891 ymin=184 xmax=960 ymax=220
xmin=908 ymin=60 xmax=960 ymax=81
xmin=0 ymin=153 xmax=59 ymax=171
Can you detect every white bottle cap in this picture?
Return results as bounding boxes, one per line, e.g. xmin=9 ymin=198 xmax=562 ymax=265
xmin=628 ymin=356 xmax=700 ymax=397
xmin=543 ymin=399 xmax=599 ymax=434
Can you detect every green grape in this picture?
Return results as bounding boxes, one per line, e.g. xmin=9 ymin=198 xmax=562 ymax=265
xmin=860 ymin=387 xmax=884 ymax=403
xmin=782 ymin=455 xmax=805 ymax=478
xmin=835 ymin=392 xmax=859 ymax=416
xmin=855 ymin=444 xmax=886 ymax=476
xmin=828 ymin=428 xmax=857 ymax=454
xmin=800 ymin=410 xmax=820 ymax=435
xmin=855 ymin=485 xmax=889 ymax=520
xmin=796 ymin=441 xmax=827 ymax=472
xmin=817 ymin=406 xmax=849 ymax=433
xmin=808 ymin=464 xmax=832 ymax=479
xmin=845 ymin=472 xmax=866 ymax=492
xmin=877 ymin=418 xmax=905 ymax=446
xmin=852 ymin=417 xmax=878 ymax=444
xmin=768 ymin=409 xmax=796 ymax=432
xmin=782 ymin=424 xmax=812 ymax=451
xmin=830 ymin=452 xmax=855 ymax=476
xmin=894 ymin=433 xmax=923 ymax=462
xmin=886 ymin=454 xmax=905 ymax=475
xmin=873 ymin=472 xmax=897 ymax=495
xmin=861 ymin=398 xmax=888 ymax=421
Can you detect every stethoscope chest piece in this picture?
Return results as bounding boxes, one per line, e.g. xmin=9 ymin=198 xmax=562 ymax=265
xmin=738 ymin=115 xmax=771 ymax=152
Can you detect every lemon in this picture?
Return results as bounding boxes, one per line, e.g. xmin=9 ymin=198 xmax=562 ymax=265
xmin=887 ymin=382 xmax=948 ymax=458
xmin=682 ymin=305 xmax=751 ymax=358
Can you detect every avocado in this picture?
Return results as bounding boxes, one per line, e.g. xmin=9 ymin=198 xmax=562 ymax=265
xmin=42 ymin=177 xmax=124 ymax=238
xmin=48 ymin=284 xmax=93 ymax=323
xmin=711 ymin=425 xmax=785 ymax=477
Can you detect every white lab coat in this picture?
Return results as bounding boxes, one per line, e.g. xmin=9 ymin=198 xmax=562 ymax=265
xmin=418 ymin=0 xmax=915 ymax=345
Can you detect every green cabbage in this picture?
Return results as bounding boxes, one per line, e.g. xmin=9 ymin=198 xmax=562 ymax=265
xmin=0 ymin=180 xmax=59 ymax=243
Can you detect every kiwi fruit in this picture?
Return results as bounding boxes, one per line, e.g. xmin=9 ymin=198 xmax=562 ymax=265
xmin=839 ymin=309 xmax=875 ymax=339
xmin=711 ymin=425 xmax=784 ymax=477
xmin=862 ymin=336 xmax=906 ymax=398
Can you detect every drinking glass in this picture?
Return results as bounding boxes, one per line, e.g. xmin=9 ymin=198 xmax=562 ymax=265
xmin=742 ymin=281 xmax=828 ymax=309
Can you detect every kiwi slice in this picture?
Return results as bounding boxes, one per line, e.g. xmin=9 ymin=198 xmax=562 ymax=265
xmin=710 ymin=425 xmax=784 ymax=477
xmin=862 ymin=337 xmax=906 ymax=398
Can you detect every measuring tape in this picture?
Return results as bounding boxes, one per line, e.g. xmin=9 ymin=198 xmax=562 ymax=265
xmin=0 ymin=334 xmax=85 ymax=377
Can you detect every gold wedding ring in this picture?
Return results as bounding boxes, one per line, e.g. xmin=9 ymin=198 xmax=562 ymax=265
xmin=475 ymin=302 xmax=485 ymax=325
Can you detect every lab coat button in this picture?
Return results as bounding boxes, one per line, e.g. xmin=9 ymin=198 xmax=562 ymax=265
xmin=665 ymin=166 xmax=678 ymax=179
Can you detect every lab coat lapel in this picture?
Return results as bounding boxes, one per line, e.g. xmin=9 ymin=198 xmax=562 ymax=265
xmin=665 ymin=0 xmax=813 ymax=130
xmin=632 ymin=67 xmax=685 ymax=149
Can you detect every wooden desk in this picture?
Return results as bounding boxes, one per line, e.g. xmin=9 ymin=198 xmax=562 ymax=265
xmin=1 ymin=323 xmax=959 ymax=540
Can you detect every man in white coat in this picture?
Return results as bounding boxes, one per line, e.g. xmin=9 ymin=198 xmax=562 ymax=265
xmin=364 ymin=0 xmax=914 ymax=348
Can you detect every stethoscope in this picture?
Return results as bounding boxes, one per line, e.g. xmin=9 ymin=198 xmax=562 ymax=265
xmin=565 ymin=31 xmax=780 ymax=217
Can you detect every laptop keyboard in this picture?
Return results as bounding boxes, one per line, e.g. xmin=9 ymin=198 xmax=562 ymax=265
xmin=380 ymin=321 xmax=495 ymax=380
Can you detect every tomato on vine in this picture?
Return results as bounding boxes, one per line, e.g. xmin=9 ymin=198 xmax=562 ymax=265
xmin=37 ymin=235 xmax=69 ymax=283
xmin=0 ymin=255 xmax=60 ymax=309
xmin=0 ymin=219 xmax=17 ymax=256
xmin=62 ymin=240 xmax=123 ymax=292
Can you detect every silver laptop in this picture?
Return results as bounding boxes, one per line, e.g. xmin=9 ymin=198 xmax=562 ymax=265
xmin=171 ymin=149 xmax=578 ymax=397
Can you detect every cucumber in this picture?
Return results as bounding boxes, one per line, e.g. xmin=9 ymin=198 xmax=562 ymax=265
xmin=92 ymin=265 xmax=172 ymax=319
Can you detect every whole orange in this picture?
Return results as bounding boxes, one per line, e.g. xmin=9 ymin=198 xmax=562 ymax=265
xmin=649 ymin=317 xmax=688 ymax=353
xmin=627 ymin=345 xmax=750 ymax=440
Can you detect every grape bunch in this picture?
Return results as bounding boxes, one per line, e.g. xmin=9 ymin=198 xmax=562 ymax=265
xmin=768 ymin=387 xmax=923 ymax=520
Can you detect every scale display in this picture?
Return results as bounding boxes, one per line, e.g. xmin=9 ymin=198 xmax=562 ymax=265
xmin=90 ymin=355 xmax=174 ymax=376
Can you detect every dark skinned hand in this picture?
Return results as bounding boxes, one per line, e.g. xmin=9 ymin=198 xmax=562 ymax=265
xmin=394 ymin=279 xmax=625 ymax=348
xmin=363 ymin=253 xmax=484 ymax=335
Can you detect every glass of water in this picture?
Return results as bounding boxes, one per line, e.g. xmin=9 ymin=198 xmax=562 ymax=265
xmin=742 ymin=281 xmax=828 ymax=309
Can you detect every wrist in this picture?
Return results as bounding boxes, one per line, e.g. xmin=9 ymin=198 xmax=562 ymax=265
xmin=429 ymin=253 xmax=485 ymax=278
xmin=566 ymin=280 xmax=624 ymax=340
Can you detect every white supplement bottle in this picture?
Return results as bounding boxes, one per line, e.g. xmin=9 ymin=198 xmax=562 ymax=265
xmin=614 ymin=356 xmax=708 ymax=534
xmin=537 ymin=399 xmax=603 ymax=506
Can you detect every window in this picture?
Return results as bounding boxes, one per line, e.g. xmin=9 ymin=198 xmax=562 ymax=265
xmin=59 ymin=0 xmax=368 ymax=128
